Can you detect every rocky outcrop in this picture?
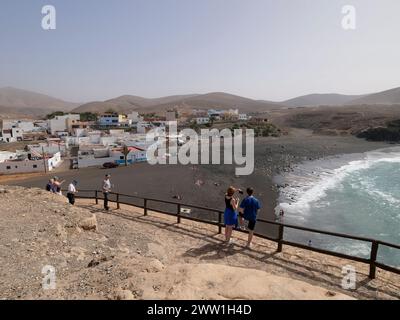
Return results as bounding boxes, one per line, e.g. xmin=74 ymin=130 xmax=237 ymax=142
xmin=79 ymin=214 xmax=98 ymax=231
xmin=357 ymin=120 xmax=400 ymax=142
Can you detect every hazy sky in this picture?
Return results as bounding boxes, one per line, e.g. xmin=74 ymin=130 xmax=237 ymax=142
xmin=1 ymin=0 xmax=399 ymax=102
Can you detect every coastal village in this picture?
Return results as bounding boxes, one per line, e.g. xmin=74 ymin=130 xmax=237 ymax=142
xmin=0 ymin=108 xmax=258 ymax=175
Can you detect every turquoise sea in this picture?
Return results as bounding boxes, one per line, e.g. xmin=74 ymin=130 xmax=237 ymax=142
xmin=276 ymin=147 xmax=400 ymax=268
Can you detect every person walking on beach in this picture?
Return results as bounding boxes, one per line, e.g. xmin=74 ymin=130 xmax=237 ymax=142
xmin=239 ymin=187 xmax=261 ymax=248
xmin=102 ymin=174 xmax=112 ymax=211
xmin=67 ymin=180 xmax=78 ymax=205
xmin=224 ymin=186 xmax=239 ymax=245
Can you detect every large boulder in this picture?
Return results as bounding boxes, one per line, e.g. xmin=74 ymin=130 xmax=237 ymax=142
xmin=113 ymin=289 xmax=134 ymax=300
xmin=79 ymin=214 xmax=98 ymax=231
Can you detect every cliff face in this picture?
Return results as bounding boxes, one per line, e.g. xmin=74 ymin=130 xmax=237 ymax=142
xmin=357 ymin=120 xmax=400 ymax=142
xmin=0 ymin=186 xmax=399 ymax=300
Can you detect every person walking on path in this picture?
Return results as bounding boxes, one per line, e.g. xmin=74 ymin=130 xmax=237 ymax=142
xmin=102 ymin=174 xmax=112 ymax=211
xmin=224 ymin=186 xmax=239 ymax=245
xmin=239 ymin=187 xmax=261 ymax=249
xmin=67 ymin=180 xmax=78 ymax=205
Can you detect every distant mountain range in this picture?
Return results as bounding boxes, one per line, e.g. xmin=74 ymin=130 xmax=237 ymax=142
xmin=280 ymin=87 xmax=400 ymax=107
xmin=0 ymin=87 xmax=78 ymax=119
xmin=280 ymin=93 xmax=368 ymax=107
xmin=0 ymin=86 xmax=400 ymax=119
xmin=73 ymin=92 xmax=283 ymax=114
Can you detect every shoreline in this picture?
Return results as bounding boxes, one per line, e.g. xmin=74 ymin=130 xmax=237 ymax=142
xmin=4 ymin=129 xmax=390 ymax=238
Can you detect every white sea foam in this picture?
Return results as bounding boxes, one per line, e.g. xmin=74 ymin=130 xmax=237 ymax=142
xmin=359 ymin=179 xmax=400 ymax=208
xmin=332 ymin=242 xmax=371 ymax=258
xmin=276 ymin=147 xmax=400 ymax=218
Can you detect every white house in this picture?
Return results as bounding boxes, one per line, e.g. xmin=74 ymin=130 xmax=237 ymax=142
xmin=16 ymin=121 xmax=35 ymax=132
xmin=0 ymin=119 xmax=34 ymax=142
xmin=100 ymin=136 xmax=118 ymax=146
xmin=28 ymin=142 xmax=67 ymax=157
xmin=98 ymin=114 xmax=129 ymax=127
xmin=77 ymin=147 xmax=113 ymax=168
xmin=127 ymin=111 xmax=143 ymax=123
xmin=195 ymin=117 xmax=210 ymax=125
xmin=0 ymin=130 xmax=15 ymax=143
xmin=0 ymin=151 xmax=17 ymax=162
xmin=0 ymin=152 xmax=62 ymax=175
xmin=238 ymin=114 xmax=248 ymax=121
xmin=137 ymin=121 xmax=151 ymax=134
xmin=77 ymin=145 xmax=147 ymax=168
xmin=49 ymin=114 xmax=80 ymax=135
xmin=165 ymin=111 xmax=176 ymax=122
xmin=110 ymin=146 xmax=147 ymax=165
xmin=33 ymin=120 xmax=49 ymax=131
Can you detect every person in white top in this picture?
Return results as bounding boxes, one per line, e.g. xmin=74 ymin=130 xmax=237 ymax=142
xmin=102 ymin=174 xmax=112 ymax=211
xmin=67 ymin=180 xmax=78 ymax=205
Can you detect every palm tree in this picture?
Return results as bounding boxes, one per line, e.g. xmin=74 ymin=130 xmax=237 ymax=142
xmin=122 ymin=145 xmax=130 ymax=166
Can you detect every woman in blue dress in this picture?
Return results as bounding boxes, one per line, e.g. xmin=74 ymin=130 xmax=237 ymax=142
xmin=224 ymin=186 xmax=238 ymax=244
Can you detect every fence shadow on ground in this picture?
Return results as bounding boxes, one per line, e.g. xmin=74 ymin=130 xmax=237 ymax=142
xmin=76 ymin=202 xmax=400 ymax=300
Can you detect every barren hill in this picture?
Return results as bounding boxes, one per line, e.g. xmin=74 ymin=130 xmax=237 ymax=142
xmin=282 ymin=93 xmax=366 ymax=107
xmin=0 ymin=105 xmax=46 ymax=119
xmin=0 ymin=87 xmax=78 ymax=118
xmin=270 ymin=104 xmax=400 ymax=136
xmin=347 ymin=87 xmax=400 ymax=105
xmin=72 ymin=92 xmax=282 ymax=115
xmin=1 ymin=186 xmax=399 ymax=300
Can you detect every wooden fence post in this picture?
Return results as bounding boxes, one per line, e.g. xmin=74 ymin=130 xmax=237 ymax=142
xmin=177 ymin=203 xmax=181 ymax=224
xmin=277 ymin=224 xmax=284 ymax=253
xmin=369 ymin=241 xmax=379 ymax=279
xmin=95 ymin=190 xmax=98 ymax=205
xmin=144 ymin=199 xmax=148 ymax=216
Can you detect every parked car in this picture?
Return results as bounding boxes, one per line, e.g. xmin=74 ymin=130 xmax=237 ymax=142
xmin=102 ymin=162 xmax=118 ymax=169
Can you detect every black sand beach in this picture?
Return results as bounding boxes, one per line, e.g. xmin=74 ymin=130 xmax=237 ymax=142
xmin=4 ymin=129 xmax=388 ymax=238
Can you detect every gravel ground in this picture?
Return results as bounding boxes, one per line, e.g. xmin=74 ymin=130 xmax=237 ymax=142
xmin=0 ymin=186 xmax=399 ymax=300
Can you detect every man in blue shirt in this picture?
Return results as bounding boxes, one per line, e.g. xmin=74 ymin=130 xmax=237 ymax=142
xmin=239 ymin=187 xmax=261 ymax=248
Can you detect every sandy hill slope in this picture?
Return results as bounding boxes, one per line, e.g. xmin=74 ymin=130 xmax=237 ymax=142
xmin=0 ymin=87 xmax=79 ymax=119
xmin=347 ymin=87 xmax=400 ymax=105
xmin=0 ymin=105 xmax=47 ymax=119
xmin=282 ymin=93 xmax=366 ymax=107
xmin=0 ymin=186 xmax=399 ymax=300
xmin=0 ymin=87 xmax=78 ymax=110
xmin=272 ymin=104 xmax=400 ymax=135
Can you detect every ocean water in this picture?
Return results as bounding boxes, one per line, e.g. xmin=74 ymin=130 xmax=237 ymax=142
xmin=275 ymin=146 xmax=400 ymax=268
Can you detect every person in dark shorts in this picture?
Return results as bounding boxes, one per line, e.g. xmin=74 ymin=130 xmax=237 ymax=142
xmin=67 ymin=180 xmax=78 ymax=205
xmin=46 ymin=179 xmax=54 ymax=192
xmin=239 ymin=187 xmax=261 ymax=248
xmin=102 ymin=174 xmax=112 ymax=211
xmin=224 ymin=186 xmax=239 ymax=245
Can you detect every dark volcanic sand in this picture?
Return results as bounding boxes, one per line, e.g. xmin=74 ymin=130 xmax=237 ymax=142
xmin=6 ymin=129 xmax=388 ymax=238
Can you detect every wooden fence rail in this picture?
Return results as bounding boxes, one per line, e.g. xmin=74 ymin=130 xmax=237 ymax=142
xmin=72 ymin=189 xmax=400 ymax=280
